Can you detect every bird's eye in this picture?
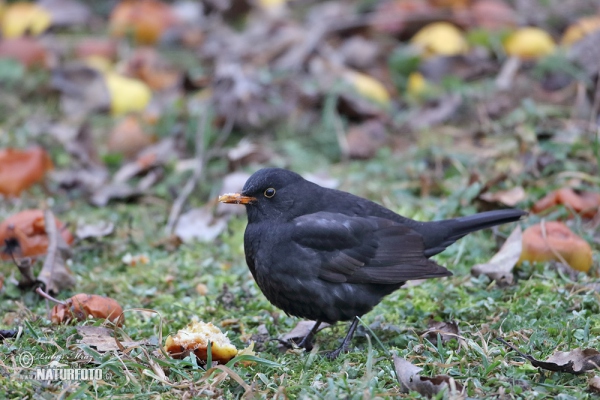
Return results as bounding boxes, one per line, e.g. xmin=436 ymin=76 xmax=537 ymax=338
xmin=264 ymin=188 xmax=276 ymax=198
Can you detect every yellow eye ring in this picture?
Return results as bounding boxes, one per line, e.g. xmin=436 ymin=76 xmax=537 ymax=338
xmin=264 ymin=188 xmax=276 ymax=198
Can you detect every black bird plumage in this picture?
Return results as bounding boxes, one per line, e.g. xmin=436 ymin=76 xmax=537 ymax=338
xmin=219 ymin=168 xmax=526 ymax=358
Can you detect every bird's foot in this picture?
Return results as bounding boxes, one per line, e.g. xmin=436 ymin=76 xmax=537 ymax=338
xmin=295 ymin=335 xmax=314 ymax=351
xmin=324 ymin=345 xmax=347 ymax=360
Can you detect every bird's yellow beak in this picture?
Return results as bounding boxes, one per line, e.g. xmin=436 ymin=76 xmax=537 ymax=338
xmin=218 ymin=193 xmax=256 ymax=205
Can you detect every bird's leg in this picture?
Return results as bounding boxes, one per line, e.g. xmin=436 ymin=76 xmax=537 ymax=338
xmin=296 ymin=320 xmax=322 ymax=350
xmin=326 ymin=317 xmax=359 ymax=360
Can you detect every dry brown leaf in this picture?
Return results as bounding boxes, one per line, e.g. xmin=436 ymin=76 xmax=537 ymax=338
xmin=124 ymin=47 xmax=182 ymax=91
xmin=38 ymin=0 xmax=91 ymax=28
xmin=0 ymin=37 xmax=48 ymax=68
xmin=472 ymin=226 xmax=522 ymax=286
xmin=51 ymin=63 xmax=111 ymax=117
xmin=1 ymin=2 xmax=51 ymax=38
xmin=532 ymin=188 xmax=600 ymax=218
xmin=471 ymin=0 xmax=516 ymax=30
xmin=76 ymin=326 xmax=147 ymax=352
xmin=499 ymin=339 xmax=600 ymax=374
xmin=280 ymin=320 xmax=330 ymax=343
xmin=0 ymin=209 xmax=74 ymax=260
xmin=109 ymin=0 xmax=179 ymax=45
xmin=0 ymin=147 xmax=53 ymax=197
xmin=590 ymin=376 xmax=600 ymax=393
xmin=227 ymin=139 xmax=274 ymax=168
xmin=74 ymin=38 xmax=117 ymax=61
xmin=52 ymin=294 xmax=123 ymax=325
xmin=346 ymin=120 xmax=388 ymax=160
xmin=174 ymin=206 xmax=228 ymax=243
xmin=408 ymin=94 xmax=462 ymax=130
xmin=424 ymin=320 xmax=460 ymax=345
xmin=393 ymin=355 xmax=463 ymax=396
xmin=75 ymin=221 xmax=115 ymax=240
xmin=479 ymin=187 xmax=526 ymax=207
xmin=36 ymin=210 xmax=75 ymax=294
xmin=107 ymin=115 xmax=155 ymax=158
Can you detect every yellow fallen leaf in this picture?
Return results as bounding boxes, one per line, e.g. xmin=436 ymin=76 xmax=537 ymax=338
xmin=258 ymin=0 xmax=286 ymax=9
xmin=411 ymin=22 xmax=468 ymax=57
xmin=344 ymin=70 xmax=390 ymax=105
xmin=407 ymin=71 xmax=428 ymax=97
xmin=83 ymin=55 xmax=113 ymax=73
xmin=561 ymin=16 xmax=600 ymax=46
xmin=104 ymin=72 xmax=152 ymax=116
xmin=1 ymin=2 xmax=51 ymax=38
xmin=504 ymin=27 xmax=556 ymax=59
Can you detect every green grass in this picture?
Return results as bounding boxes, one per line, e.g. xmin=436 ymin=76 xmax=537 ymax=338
xmin=1 ymin=28 xmax=599 ymax=399
xmin=1 ymin=144 xmax=599 ymax=398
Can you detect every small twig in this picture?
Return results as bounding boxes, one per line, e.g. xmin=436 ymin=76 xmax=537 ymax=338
xmin=35 ymin=287 xmax=66 ymax=306
xmin=166 ymin=110 xmax=208 ymax=234
xmin=588 ymin=73 xmax=600 ymax=130
xmin=166 ymin=108 xmax=236 ymax=234
xmin=37 ymin=210 xmax=59 ymax=293
xmin=495 ymin=56 xmax=521 ymax=91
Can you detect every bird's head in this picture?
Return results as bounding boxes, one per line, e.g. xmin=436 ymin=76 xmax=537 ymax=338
xmin=219 ymin=168 xmax=317 ymax=222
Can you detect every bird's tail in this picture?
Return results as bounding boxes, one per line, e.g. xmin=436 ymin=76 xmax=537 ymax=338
xmin=422 ymin=209 xmax=527 ymax=257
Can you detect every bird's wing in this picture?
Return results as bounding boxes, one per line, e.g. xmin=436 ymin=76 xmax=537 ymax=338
xmin=291 ymin=212 xmax=451 ymax=284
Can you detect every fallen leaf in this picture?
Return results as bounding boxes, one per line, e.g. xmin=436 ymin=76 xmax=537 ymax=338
xmin=104 ymin=72 xmax=152 ymax=116
xmin=109 ymin=0 xmax=178 ymax=45
xmin=424 ymin=320 xmax=460 ymax=345
xmin=107 ymin=115 xmax=155 ymax=158
xmin=408 ymin=94 xmax=463 ymax=130
xmin=532 ymin=188 xmax=600 ymax=218
xmin=38 ymin=0 xmax=91 ymax=28
xmin=0 ymin=37 xmax=47 ymax=68
xmin=499 ymin=339 xmax=600 ymax=374
xmin=411 ymin=22 xmax=468 ymax=57
xmin=338 ymin=36 xmax=380 ymax=70
xmin=0 ymin=147 xmax=53 ymax=196
xmin=1 ymin=2 xmax=52 ymax=38
xmin=343 ymin=69 xmax=391 ymax=105
xmin=479 ymin=186 xmax=526 ymax=207
xmin=504 ymin=27 xmax=556 ymax=59
xmin=74 ymin=38 xmax=117 ymax=61
xmin=89 ymin=182 xmax=144 ymax=207
xmin=371 ymin=0 xmax=434 ymax=35
xmin=76 ymin=326 xmax=148 ymax=352
xmin=51 ymin=63 xmax=111 ymax=117
xmin=75 ymin=221 xmax=115 ymax=240
xmin=174 ymin=206 xmax=228 ymax=243
xmin=0 ymin=209 xmax=74 ymax=260
xmin=124 ymin=47 xmax=181 ymax=91
xmin=346 ymin=119 xmax=388 ymax=160
xmin=471 ymin=0 xmax=516 ymax=30
xmin=472 ymin=226 xmax=522 ymax=286
xmin=227 ymin=139 xmax=274 ymax=168
xmin=36 ymin=210 xmax=75 ymax=294
xmin=561 ymin=16 xmax=600 ymax=46
xmin=52 ymin=294 xmax=123 ymax=325
xmin=393 ymin=355 xmax=463 ymax=396
xmin=590 ymin=376 xmax=600 ymax=393
xmin=280 ymin=320 xmax=330 ymax=343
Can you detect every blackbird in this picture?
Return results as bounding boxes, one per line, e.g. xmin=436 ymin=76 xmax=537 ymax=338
xmin=219 ymin=168 xmax=525 ymax=358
